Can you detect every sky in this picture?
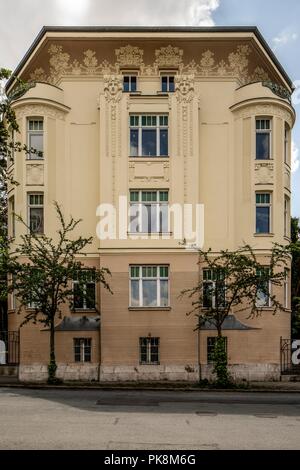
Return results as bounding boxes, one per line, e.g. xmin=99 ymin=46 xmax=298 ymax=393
xmin=0 ymin=0 xmax=299 ymax=216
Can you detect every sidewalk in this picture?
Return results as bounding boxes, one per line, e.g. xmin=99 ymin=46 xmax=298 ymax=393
xmin=1 ymin=377 xmax=300 ymax=392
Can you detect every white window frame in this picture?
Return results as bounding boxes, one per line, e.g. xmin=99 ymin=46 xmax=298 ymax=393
xmin=284 ymin=268 xmax=289 ymax=309
xmin=73 ymin=270 xmax=96 ymax=310
xmin=284 ymin=123 xmax=290 ymax=165
xmin=129 ymin=190 xmax=169 ymax=234
xmin=203 ymin=269 xmax=226 ymax=309
xmin=9 ymin=196 xmax=15 ymax=238
xmin=123 ymin=74 xmax=137 ymax=92
xmin=27 ymin=118 xmax=44 ymax=160
xmin=256 ymin=118 xmax=272 ymax=160
xmin=255 ymin=192 xmax=272 ymax=234
xmin=129 ymin=265 xmax=170 ymax=308
xmin=129 ymin=114 xmax=169 ymax=157
xmin=28 ymin=193 xmax=44 ymax=235
xmin=74 ymin=338 xmax=92 ymax=363
xmin=160 ymin=75 xmax=175 ymax=92
xmin=256 ymin=267 xmax=271 ymax=308
xmin=284 ymin=196 xmax=290 ymax=238
xmin=139 ymin=337 xmax=160 ymax=365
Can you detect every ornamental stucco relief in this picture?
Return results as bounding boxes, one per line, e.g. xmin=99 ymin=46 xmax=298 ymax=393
xmin=29 ymin=43 xmax=273 ymax=90
xmin=254 ymin=162 xmax=274 ymax=185
xmin=26 ymin=164 xmax=44 ymax=186
xmin=14 ymin=104 xmax=66 ymax=121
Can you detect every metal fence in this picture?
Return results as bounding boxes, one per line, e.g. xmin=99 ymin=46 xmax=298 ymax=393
xmin=0 ymin=331 xmax=20 ymax=365
xmin=280 ymin=338 xmax=300 ymax=375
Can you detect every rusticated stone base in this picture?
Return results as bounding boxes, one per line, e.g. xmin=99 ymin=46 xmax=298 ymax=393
xmin=19 ymin=363 xmax=99 ymax=383
xmin=19 ymin=363 xmax=281 ymax=383
xmin=99 ymin=365 xmax=200 ymax=382
xmin=201 ymin=363 xmax=281 ymax=382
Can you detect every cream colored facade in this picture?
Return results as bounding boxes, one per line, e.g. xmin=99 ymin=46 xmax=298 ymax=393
xmin=6 ymin=27 xmax=295 ymax=382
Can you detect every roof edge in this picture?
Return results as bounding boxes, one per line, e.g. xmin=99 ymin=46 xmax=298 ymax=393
xmin=5 ymin=25 xmax=294 ymax=91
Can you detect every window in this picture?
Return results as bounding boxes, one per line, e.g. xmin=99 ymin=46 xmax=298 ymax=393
xmin=256 ymin=267 xmax=271 ymax=307
xmin=73 ymin=270 xmax=96 ymax=310
xmin=123 ymin=75 xmax=137 ymax=92
xmin=130 ymin=115 xmax=168 ymax=157
xmin=284 ymin=196 xmax=290 ymax=238
xmin=256 ymin=119 xmax=271 ymax=160
xmin=284 ymin=268 xmax=289 ymax=309
xmin=129 ymin=190 xmax=169 ymax=234
xmin=140 ymin=337 xmax=160 ymax=364
xmin=28 ymin=193 xmax=44 ymax=234
xmin=27 ymin=119 xmax=43 ymax=159
xmin=256 ymin=193 xmax=271 ymax=234
xmin=161 ymin=76 xmax=175 ymax=92
xmin=74 ymin=338 xmax=91 ymax=362
xmin=203 ymin=269 xmax=226 ymax=308
xmin=130 ymin=266 xmax=169 ymax=308
xmin=9 ymin=196 xmax=15 ymax=238
xmin=284 ymin=123 xmax=290 ymax=164
xmin=207 ymin=337 xmax=227 ymax=364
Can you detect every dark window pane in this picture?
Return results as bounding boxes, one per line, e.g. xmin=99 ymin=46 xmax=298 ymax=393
xmin=161 ymin=76 xmax=168 ymax=92
xmin=29 ymin=133 xmax=43 ymax=159
xmin=73 ymin=283 xmax=84 ymax=309
xmin=74 ymin=340 xmax=81 ymax=362
xmin=169 ymin=77 xmax=175 ymax=92
xmin=142 ymin=129 xmax=156 ymax=156
xmin=256 ymin=207 xmax=270 ymax=233
xmin=86 ymin=283 xmax=96 ymax=309
xmin=130 ymin=129 xmax=139 ymax=156
xmin=123 ymin=76 xmax=130 ymax=92
xmin=131 ymin=76 xmax=137 ymax=92
xmin=160 ymin=129 xmax=168 ymax=156
xmin=30 ymin=207 xmax=44 ymax=234
xmin=256 ymin=133 xmax=270 ymax=159
xmin=203 ymin=282 xmax=213 ymax=308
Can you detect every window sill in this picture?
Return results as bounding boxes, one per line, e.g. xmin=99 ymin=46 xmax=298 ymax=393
xmin=127 ymin=232 xmax=172 ymax=236
xmin=255 ymin=159 xmax=274 ymax=162
xmin=26 ymin=159 xmax=44 ymax=162
xmin=140 ymin=363 xmax=160 ymax=366
xmin=72 ymin=309 xmax=97 ymax=313
xmin=254 ymin=233 xmax=274 ymax=237
xmin=129 ymin=156 xmax=169 ymax=160
xmin=129 ymin=307 xmax=171 ymax=311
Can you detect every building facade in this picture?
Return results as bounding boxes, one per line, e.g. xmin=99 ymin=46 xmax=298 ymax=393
xmin=6 ymin=27 xmax=295 ymax=382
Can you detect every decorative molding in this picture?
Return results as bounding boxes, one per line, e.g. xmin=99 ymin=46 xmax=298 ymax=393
xmin=175 ymin=75 xmax=194 ymax=103
xmin=26 ymin=164 xmax=44 ymax=186
xmin=104 ymin=75 xmax=123 ymax=104
xmin=263 ymin=80 xmax=292 ymax=103
xmin=115 ymin=45 xmax=144 ymax=68
xmin=154 ymin=45 xmax=183 ymax=68
xmin=14 ymin=104 xmax=66 ymax=120
xmin=254 ymin=162 xmax=274 ymax=185
xmin=234 ymin=104 xmax=294 ymax=128
xmin=128 ymin=161 xmax=170 ymax=183
xmin=28 ymin=43 xmax=280 ymax=91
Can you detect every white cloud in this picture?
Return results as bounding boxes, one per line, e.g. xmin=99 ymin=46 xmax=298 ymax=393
xmin=272 ymin=30 xmax=298 ymax=50
xmin=292 ymin=140 xmax=300 ymax=173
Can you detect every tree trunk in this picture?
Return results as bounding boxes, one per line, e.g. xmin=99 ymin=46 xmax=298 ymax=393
xmin=213 ymin=324 xmax=230 ymax=387
xmin=47 ymin=319 xmax=57 ymax=384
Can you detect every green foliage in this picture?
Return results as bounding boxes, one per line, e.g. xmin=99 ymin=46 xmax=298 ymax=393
xmin=181 ymin=244 xmax=290 ymax=387
xmin=212 ymin=337 xmax=230 ymax=387
xmin=291 ymin=217 xmax=300 ymax=337
xmin=6 ymin=202 xmax=112 ymax=382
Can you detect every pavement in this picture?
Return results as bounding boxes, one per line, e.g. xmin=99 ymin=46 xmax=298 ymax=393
xmin=1 ymin=376 xmax=300 ymax=392
xmin=0 ymin=387 xmax=300 ymax=450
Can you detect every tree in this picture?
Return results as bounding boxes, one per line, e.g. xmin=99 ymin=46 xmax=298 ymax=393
xmin=0 ymin=69 xmax=36 ymax=332
xmin=7 ymin=202 xmax=112 ymax=383
xmin=291 ymin=217 xmax=300 ymax=337
xmin=181 ymin=244 xmax=290 ymax=387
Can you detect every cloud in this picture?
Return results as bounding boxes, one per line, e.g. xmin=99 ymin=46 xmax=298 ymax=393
xmin=272 ymin=30 xmax=298 ymax=50
xmin=292 ymin=140 xmax=300 ymax=173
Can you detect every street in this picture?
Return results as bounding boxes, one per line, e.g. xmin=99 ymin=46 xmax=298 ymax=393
xmin=0 ymin=388 xmax=300 ymax=450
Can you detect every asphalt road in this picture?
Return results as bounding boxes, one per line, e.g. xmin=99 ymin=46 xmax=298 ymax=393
xmin=0 ymin=388 xmax=300 ymax=450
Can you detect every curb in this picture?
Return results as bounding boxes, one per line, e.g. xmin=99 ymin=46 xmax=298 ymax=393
xmin=1 ymin=383 xmax=300 ymax=393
